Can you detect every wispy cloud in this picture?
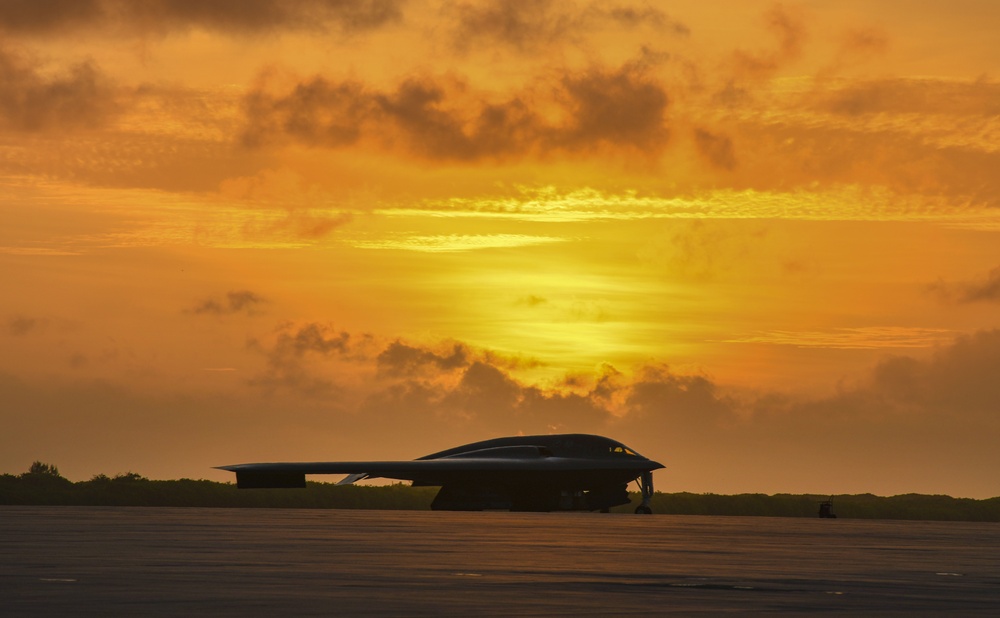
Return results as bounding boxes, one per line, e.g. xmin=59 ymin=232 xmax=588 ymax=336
xmin=381 ymin=185 xmax=1000 ymax=229
xmin=722 ymin=327 xmax=956 ymax=350
xmin=348 ymin=233 xmax=566 ymax=252
xmin=0 ymin=246 xmax=82 ymax=256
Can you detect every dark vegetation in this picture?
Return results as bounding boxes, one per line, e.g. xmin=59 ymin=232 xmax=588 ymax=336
xmin=1 ymin=462 xmax=437 ymax=510
xmin=623 ymin=491 xmax=1000 ymax=521
xmin=3 ymin=462 xmax=999 ymax=521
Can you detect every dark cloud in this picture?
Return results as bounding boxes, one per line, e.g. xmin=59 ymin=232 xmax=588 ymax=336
xmin=377 ymin=341 xmax=469 ymax=377
xmin=0 ymin=0 xmax=403 ymax=36
xmin=241 ymin=62 xmax=670 ymax=160
xmin=247 ymin=322 xmax=356 ymax=396
xmin=359 ymin=357 xmax=612 ymax=439
xmin=929 ymin=266 xmax=1000 ymax=304
xmin=605 ymin=5 xmax=689 ymax=35
xmin=446 ymin=1 xmax=687 ymax=53
xmin=800 ymin=330 xmax=1000 ymax=423
xmin=558 ymin=64 xmax=670 ymax=151
xmin=241 ymin=73 xmax=536 ymax=159
xmin=737 ymin=331 xmax=1000 ymax=452
xmin=0 ymin=0 xmax=104 ymax=34
xmin=610 ymin=331 xmax=1000 ymax=494
xmin=7 ymin=315 xmax=43 ymax=336
xmin=442 ymin=361 xmax=522 ymax=419
xmin=373 ymin=77 xmax=533 ymax=160
xmin=449 ymin=0 xmax=573 ymax=53
xmin=0 ymin=48 xmax=117 ymax=132
xmin=242 ymin=78 xmax=371 ymax=149
xmin=624 ymin=365 xmax=734 ymax=430
xmin=189 ymin=290 xmax=267 ymax=316
xmin=958 ymin=268 xmax=1000 ymax=303
xmin=693 ymin=128 xmax=737 ymax=170
xmin=516 ymin=295 xmax=548 ymax=307
xmin=269 ymin=322 xmax=351 ymax=357
xmin=730 ymin=3 xmax=807 ymax=81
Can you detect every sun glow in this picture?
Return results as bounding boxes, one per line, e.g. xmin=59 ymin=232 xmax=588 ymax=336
xmin=3 ymin=1 xmax=1000 ymax=497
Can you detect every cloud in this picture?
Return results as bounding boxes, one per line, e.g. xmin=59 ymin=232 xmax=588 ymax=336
xmin=811 ymin=78 xmax=1000 ymax=118
xmin=604 ymin=4 xmax=689 ymax=35
xmin=0 ymin=0 xmax=403 ymax=36
xmin=240 ymin=61 xmax=671 ymax=160
xmin=724 ymin=327 xmax=955 ymax=350
xmin=216 ymin=169 xmax=355 ymax=239
xmin=957 ymin=268 xmax=1000 ymax=303
xmin=810 ymin=330 xmax=1000 ymax=422
xmin=6 ymin=318 xmax=1000 ymax=494
xmin=0 ymin=0 xmax=104 ymax=34
xmin=619 ymin=364 xmax=736 ymax=435
xmin=837 ymin=26 xmax=889 ymax=57
xmin=368 ymin=356 xmax=616 ymax=437
xmin=558 ymin=63 xmax=670 ymax=151
xmin=387 ymin=330 xmax=1000 ymax=494
xmin=693 ymin=128 xmax=737 ymax=170
xmin=0 ymin=47 xmax=118 ymax=132
xmin=246 ymin=210 xmax=354 ymax=241
xmin=189 ymin=290 xmax=267 ymax=316
xmin=263 ymin=322 xmax=352 ymax=357
xmin=7 ymin=315 xmax=44 ymax=336
xmin=929 ymin=266 xmax=1000 ymax=304
xmin=349 ymin=234 xmax=565 ymax=252
xmin=247 ymin=322 xmax=364 ymax=396
xmin=816 ymin=26 xmax=890 ymax=79
xmin=448 ymin=0 xmax=574 ymax=53
xmin=446 ymin=0 xmax=687 ymax=54
xmin=710 ymin=92 xmax=1000 ymax=206
xmin=730 ymin=3 xmax=807 ymax=80
xmin=516 ymin=295 xmax=548 ymax=307
xmin=377 ymin=340 xmax=470 ymax=377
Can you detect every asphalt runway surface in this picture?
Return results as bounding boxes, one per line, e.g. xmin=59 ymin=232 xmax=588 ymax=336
xmin=3 ymin=506 xmax=999 ymax=615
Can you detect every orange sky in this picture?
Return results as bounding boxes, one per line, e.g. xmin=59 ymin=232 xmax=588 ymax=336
xmin=2 ymin=0 xmax=999 ymax=498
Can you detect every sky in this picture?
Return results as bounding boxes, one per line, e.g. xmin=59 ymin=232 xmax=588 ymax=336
xmin=2 ymin=0 xmax=999 ymax=498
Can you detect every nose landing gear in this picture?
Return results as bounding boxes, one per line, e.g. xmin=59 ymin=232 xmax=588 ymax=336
xmin=634 ymin=470 xmax=654 ymax=514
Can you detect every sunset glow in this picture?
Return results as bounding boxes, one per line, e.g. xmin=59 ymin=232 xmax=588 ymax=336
xmin=3 ymin=0 xmax=999 ymax=497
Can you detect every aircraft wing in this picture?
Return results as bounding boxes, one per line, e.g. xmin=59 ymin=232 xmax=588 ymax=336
xmin=217 ymin=446 xmax=663 ymax=489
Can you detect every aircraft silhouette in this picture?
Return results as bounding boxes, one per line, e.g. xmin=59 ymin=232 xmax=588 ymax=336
xmin=218 ymin=434 xmax=663 ymax=513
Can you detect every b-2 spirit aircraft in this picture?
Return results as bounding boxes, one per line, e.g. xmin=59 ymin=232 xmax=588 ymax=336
xmin=218 ymin=434 xmax=663 ymax=513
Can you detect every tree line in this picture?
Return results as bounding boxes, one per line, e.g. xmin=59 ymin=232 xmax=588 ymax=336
xmin=3 ymin=462 xmax=998 ymax=521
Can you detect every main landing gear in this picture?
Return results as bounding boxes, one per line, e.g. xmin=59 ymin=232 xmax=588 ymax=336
xmin=634 ymin=470 xmax=654 ymax=514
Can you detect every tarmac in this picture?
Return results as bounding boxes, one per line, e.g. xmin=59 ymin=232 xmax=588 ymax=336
xmin=3 ymin=506 xmax=999 ymax=615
